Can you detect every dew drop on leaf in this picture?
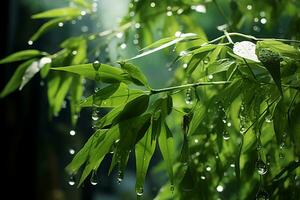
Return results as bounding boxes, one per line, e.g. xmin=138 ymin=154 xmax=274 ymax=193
xmin=90 ymin=170 xmax=98 ymax=186
xmin=256 ymin=160 xmax=268 ymax=175
xmin=92 ymin=60 xmax=101 ymax=71
xmin=136 ymin=187 xmax=144 ymax=196
xmin=68 ymin=175 xmax=76 ymax=186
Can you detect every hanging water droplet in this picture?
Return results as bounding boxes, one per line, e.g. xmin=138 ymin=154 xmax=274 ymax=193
xmin=247 ymin=5 xmax=253 ymax=10
xmin=134 ymin=22 xmax=141 ymax=29
xmin=68 ymin=175 xmax=76 ymax=186
xmin=227 ymin=122 xmax=232 ymax=127
xmin=208 ymin=74 xmax=214 ymax=80
xmin=117 ymin=171 xmax=124 ymax=184
xmin=58 ymin=22 xmax=64 ymax=27
xmin=194 ymin=139 xmax=199 ymax=144
xmin=185 ymin=88 xmax=193 ymax=105
xmin=256 ymin=189 xmax=269 ymax=200
xmin=230 ymin=163 xmax=235 ymax=168
xmin=265 ymin=114 xmax=272 ymax=123
xmin=183 ymin=63 xmax=188 ymax=69
xmin=136 ymin=187 xmax=143 ymax=196
xmin=90 ymin=170 xmax=98 ymax=185
xmin=80 ymin=10 xmax=87 ymax=16
xmin=28 ymin=40 xmax=33 ymax=45
xmin=69 ymin=148 xmax=75 ymax=155
xmin=260 ymin=18 xmax=267 ymax=24
xmin=200 ymin=175 xmax=206 ymax=180
xmin=256 ymin=160 xmax=268 ymax=175
xmin=166 ymin=11 xmax=173 ymax=16
xmin=150 ymin=2 xmax=156 ymax=8
xmin=223 ymin=132 xmax=230 ymax=140
xmin=216 ymin=185 xmax=224 ymax=192
xmin=93 ymin=60 xmax=101 ymax=71
xmin=175 ymin=31 xmax=182 ymax=37
xmin=69 ymin=130 xmax=76 ymax=136
xmin=92 ymin=110 xmax=99 ymax=121
xmin=206 ymin=166 xmax=211 ymax=172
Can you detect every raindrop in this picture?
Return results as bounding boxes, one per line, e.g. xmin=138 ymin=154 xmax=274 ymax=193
xmin=120 ymin=43 xmax=127 ymax=49
xmin=230 ymin=163 xmax=235 ymax=168
xmin=68 ymin=175 xmax=76 ymax=186
xmin=223 ymin=132 xmax=230 ymax=140
xmin=253 ymin=26 xmax=261 ymax=32
xmin=260 ymin=18 xmax=267 ymax=24
xmin=69 ymin=130 xmax=76 ymax=136
xmin=90 ymin=170 xmax=98 ymax=185
xmin=256 ymin=160 xmax=267 ymax=175
xmin=200 ymin=175 xmax=206 ymax=180
xmin=116 ymin=32 xmax=123 ymax=38
xmin=206 ymin=166 xmax=212 ymax=172
xmin=185 ymin=88 xmax=193 ymax=105
xmin=80 ymin=11 xmax=87 ymax=16
xmin=134 ymin=23 xmax=141 ymax=29
xmin=136 ymin=187 xmax=143 ymax=196
xmin=247 ymin=5 xmax=253 ymax=10
xmin=260 ymin=11 xmax=266 ymax=17
xmin=69 ymin=148 xmax=75 ymax=155
xmin=28 ymin=40 xmax=33 ymax=45
xmin=133 ymin=39 xmax=139 ymax=45
xmin=254 ymin=18 xmax=259 ymax=22
xmin=194 ymin=139 xmax=199 ymax=144
xmin=58 ymin=22 xmax=64 ymax=27
xmin=191 ymin=5 xmax=206 ymax=13
xmin=216 ymin=185 xmax=224 ymax=192
xmin=93 ymin=60 xmax=101 ymax=71
xmin=208 ymin=74 xmax=214 ymax=80
xmin=256 ymin=189 xmax=269 ymax=200
xmin=166 ymin=11 xmax=173 ymax=16
xmin=150 ymin=2 xmax=156 ymax=8
xmin=265 ymin=114 xmax=272 ymax=123
xmin=183 ymin=63 xmax=188 ymax=69
xmin=117 ymin=171 xmax=124 ymax=184
xmin=175 ymin=31 xmax=182 ymax=37
xmin=129 ymin=11 xmax=135 ymax=17
xmin=81 ymin=26 xmax=89 ymax=32
xmin=92 ymin=111 xmax=99 ymax=121
xmin=227 ymin=122 xmax=232 ymax=127
xmin=179 ymin=51 xmax=188 ymax=57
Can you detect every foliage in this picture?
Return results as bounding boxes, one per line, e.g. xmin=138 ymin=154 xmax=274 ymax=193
xmin=1 ymin=0 xmax=300 ymax=199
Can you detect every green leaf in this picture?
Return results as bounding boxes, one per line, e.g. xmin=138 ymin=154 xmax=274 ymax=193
xmin=188 ymin=101 xmax=206 ymax=135
xmin=257 ymin=40 xmax=300 ymax=59
xmin=115 ymin=94 xmax=150 ymax=122
xmin=72 ymin=0 xmax=92 ymax=9
xmin=128 ymin=33 xmax=198 ymax=60
xmin=0 ymin=50 xmax=42 ymax=64
xmin=158 ymin=121 xmax=175 ymax=185
xmin=94 ymin=105 xmax=124 ymax=129
xmin=70 ymin=76 xmax=83 ymax=126
xmin=66 ymin=129 xmax=107 ymax=174
xmin=32 ymin=7 xmax=81 ymax=19
xmin=135 ymin=124 xmax=156 ymax=195
xmin=206 ymin=59 xmax=235 ymax=75
xmin=80 ymin=83 xmax=146 ymax=108
xmin=19 ymin=57 xmax=52 ymax=90
xmin=119 ymin=62 xmax=149 ymax=87
xmin=52 ymin=63 xmax=131 ymax=83
xmin=273 ymin=99 xmax=287 ymax=144
xmin=30 ymin=17 xmax=72 ymax=42
xmin=0 ymin=59 xmax=36 ymax=98
xmin=257 ymin=48 xmax=282 ymax=94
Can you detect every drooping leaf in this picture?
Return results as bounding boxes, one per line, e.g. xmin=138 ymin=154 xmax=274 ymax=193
xmin=135 ymin=124 xmax=156 ymax=195
xmin=119 ymin=62 xmax=149 ymax=87
xmin=188 ymin=101 xmax=206 ymax=135
xmin=206 ymin=59 xmax=235 ymax=75
xmin=0 ymin=59 xmax=36 ymax=98
xmin=273 ymin=99 xmax=287 ymax=144
xmin=256 ymin=48 xmax=282 ymax=94
xmin=19 ymin=57 xmax=52 ymax=90
xmin=32 ymin=7 xmax=81 ymax=19
xmin=80 ymin=83 xmax=146 ymax=108
xmin=70 ymin=76 xmax=83 ymax=126
xmin=158 ymin=121 xmax=175 ymax=185
xmin=256 ymin=40 xmax=300 ymax=60
xmin=0 ymin=50 xmax=42 ymax=64
xmin=128 ymin=33 xmax=198 ymax=60
xmin=52 ymin=63 xmax=131 ymax=83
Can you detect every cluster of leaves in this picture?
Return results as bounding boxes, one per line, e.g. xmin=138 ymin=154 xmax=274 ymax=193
xmin=1 ymin=0 xmax=300 ymax=199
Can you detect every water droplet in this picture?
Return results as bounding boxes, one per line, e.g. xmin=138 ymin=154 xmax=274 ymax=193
xmin=256 ymin=160 xmax=268 ymax=175
xmin=72 ymin=50 xmax=78 ymax=55
xmin=120 ymin=43 xmax=127 ymax=49
xmin=58 ymin=22 xmax=64 ymax=27
xmin=247 ymin=5 xmax=253 ymax=10
xmin=28 ymin=40 xmax=33 ymax=45
xmin=81 ymin=26 xmax=89 ymax=32
xmin=166 ymin=11 xmax=173 ymax=16
xmin=208 ymin=74 xmax=214 ymax=80
xmin=175 ymin=31 xmax=182 ymax=37
xmin=134 ymin=23 xmax=141 ymax=29
xmin=90 ymin=170 xmax=98 ymax=185
xmin=216 ymin=185 xmax=224 ymax=192
xmin=80 ymin=11 xmax=87 ymax=16
xmin=116 ymin=32 xmax=123 ymax=38
xmin=260 ymin=18 xmax=267 ymax=24
xmin=206 ymin=166 xmax=211 ymax=172
xmin=93 ymin=60 xmax=101 ymax=71
xmin=117 ymin=171 xmax=124 ymax=184
xmin=150 ymin=2 xmax=155 ymax=8
xmin=223 ymin=132 xmax=230 ymax=140
xmin=68 ymin=175 xmax=76 ymax=186
xmin=92 ymin=111 xmax=99 ymax=121
xmin=170 ymin=184 xmax=175 ymax=192
xmin=69 ymin=130 xmax=76 ymax=136
xmin=256 ymin=189 xmax=269 ymax=200
xmin=136 ymin=187 xmax=143 ymax=196
xmin=200 ymin=175 xmax=206 ymax=180
xmin=227 ymin=122 xmax=232 ymax=127
xmin=69 ymin=148 xmax=75 ymax=155
xmin=230 ymin=163 xmax=235 ymax=168
xmin=177 ymin=8 xmax=184 ymax=15
xmin=260 ymin=11 xmax=266 ymax=17
xmin=179 ymin=51 xmax=188 ymax=57
xmin=191 ymin=5 xmax=206 ymax=13
xmin=185 ymin=88 xmax=194 ymax=105
xmin=183 ymin=63 xmax=188 ymax=69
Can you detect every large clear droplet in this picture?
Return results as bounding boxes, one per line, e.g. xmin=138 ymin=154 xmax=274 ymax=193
xmin=68 ymin=175 xmax=76 ymax=186
xmin=136 ymin=187 xmax=143 ymax=196
xmin=69 ymin=130 xmax=76 ymax=136
xmin=28 ymin=40 xmax=33 ymax=46
xmin=92 ymin=110 xmax=99 ymax=121
xmin=93 ymin=60 xmax=101 ymax=71
xmin=223 ymin=132 xmax=230 ymax=140
xmin=256 ymin=189 xmax=269 ymax=200
xmin=216 ymin=185 xmax=224 ymax=192
xmin=90 ymin=170 xmax=98 ymax=185
xmin=256 ymin=160 xmax=268 ymax=175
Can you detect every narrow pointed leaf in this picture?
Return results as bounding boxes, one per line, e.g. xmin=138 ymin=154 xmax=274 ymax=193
xmin=188 ymin=101 xmax=206 ymax=135
xmin=0 ymin=50 xmax=42 ymax=64
xmin=32 ymin=7 xmax=81 ymax=19
xmin=120 ymin=62 xmax=149 ymax=87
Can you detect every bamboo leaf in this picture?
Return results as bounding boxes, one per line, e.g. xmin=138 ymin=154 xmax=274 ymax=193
xmin=32 ymin=7 xmax=81 ymax=19
xmin=119 ymin=62 xmax=149 ymax=87
xmin=188 ymin=101 xmax=206 ymax=135
xmin=0 ymin=50 xmax=42 ymax=64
